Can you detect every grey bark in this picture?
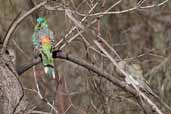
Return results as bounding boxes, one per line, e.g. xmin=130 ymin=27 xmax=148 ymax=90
xmin=0 ymin=52 xmax=26 ymax=114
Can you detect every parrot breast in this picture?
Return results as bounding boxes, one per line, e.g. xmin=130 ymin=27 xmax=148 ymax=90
xmin=41 ymin=36 xmax=51 ymax=45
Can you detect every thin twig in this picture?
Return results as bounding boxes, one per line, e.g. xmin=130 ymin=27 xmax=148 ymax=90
xmin=90 ymin=100 xmax=103 ymax=114
xmin=78 ymin=0 xmax=169 ymax=16
xmin=140 ymin=0 xmax=169 ymax=9
xmin=2 ymin=0 xmax=48 ymax=53
xmin=94 ymin=40 xmax=164 ymax=114
xmin=75 ymin=26 xmax=108 ymax=59
xmin=97 ymin=35 xmax=122 ymax=60
xmin=30 ymin=110 xmax=51 ymax=114
xmin=33 ymin=66 xmax=59 ymax=114
xmin=12 ymin=39 xmax=30 ymax=60
xmin=65 ymin=9 xmax=85 ymax=30
xmin=55 ymin=2 xmax=98 ymax=48
xmin=63 ymin=104 xmax=72 ymax=114
xmin=55 ymin=0 xmax=123 ymax=50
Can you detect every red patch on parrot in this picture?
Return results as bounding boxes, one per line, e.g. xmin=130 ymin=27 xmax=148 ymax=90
xmin=41 ymin=36 xmax=51 ymax=45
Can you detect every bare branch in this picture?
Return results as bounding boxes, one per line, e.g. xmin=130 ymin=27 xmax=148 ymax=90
xmin=77 ymin=0 xmax=169 ymax=16
xmin=65 ymin=9 xmax=85 ymax=30
xmin=33 ymin=66 xmax=59 ymax=114
xmin=2 ymin=0 xmax=48 ymax=53
xmin=55 ymin=2 xmax=98 ymax=48
xmin=94 ymin=40 xmax=164 ymax=114
xmin=12 ymin=39 xmax=30 ymax=60
xmin=55 ymin=0 xmax=123 ymax=50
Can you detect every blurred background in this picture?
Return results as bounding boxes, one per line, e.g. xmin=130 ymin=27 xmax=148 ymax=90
xmin=1 ymin=0 xmax=171 ymax=114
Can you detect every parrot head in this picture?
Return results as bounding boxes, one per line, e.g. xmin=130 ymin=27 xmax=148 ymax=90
xmin=37 ymin=17 xmax=45 ymax=24
xmin=35 ymin=17 xmax=48 ymax=31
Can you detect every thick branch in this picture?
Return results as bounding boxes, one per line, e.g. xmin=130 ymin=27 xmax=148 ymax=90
xmin=17 ymin=51 xmax=136 ymax=95
xmin=17 ymin=56 xmax=41 ymax=75
xmin=18 ymin=51 xmax=165 ymax=113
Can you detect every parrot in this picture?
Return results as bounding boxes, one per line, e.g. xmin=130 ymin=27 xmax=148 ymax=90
xmin=32 ymin=17 xmax=55 ymax=79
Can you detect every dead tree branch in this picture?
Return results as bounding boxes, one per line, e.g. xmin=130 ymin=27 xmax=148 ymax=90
xmin=17 ymin=51 xmax=136 ymax=95
xmin=17 ymin=50 xmax=170 ymax=113
xmin=94 ymin=40 xmax=164 ymax=114
xmin=2 ymin=0 xmax=48 ymax=53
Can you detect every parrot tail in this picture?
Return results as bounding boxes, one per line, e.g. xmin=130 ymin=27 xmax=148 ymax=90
xmin=44 ymin=65 xmax=55 ymax=79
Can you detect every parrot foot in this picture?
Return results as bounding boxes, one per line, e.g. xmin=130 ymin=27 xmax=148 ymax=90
xmin=52 ymin=50 xmax=63 ymax=58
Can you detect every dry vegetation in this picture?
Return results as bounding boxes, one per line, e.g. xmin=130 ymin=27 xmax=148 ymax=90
xmin=1 ymin=0 xmax=171 ymax=114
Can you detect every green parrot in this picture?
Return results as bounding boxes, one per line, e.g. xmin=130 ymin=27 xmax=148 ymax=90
xmin=32 ymin=17 xmax=55 ymax=79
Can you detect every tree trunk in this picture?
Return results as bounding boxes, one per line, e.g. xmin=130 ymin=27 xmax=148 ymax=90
xmin=0 ymin=53 xmax=26 ymax=114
